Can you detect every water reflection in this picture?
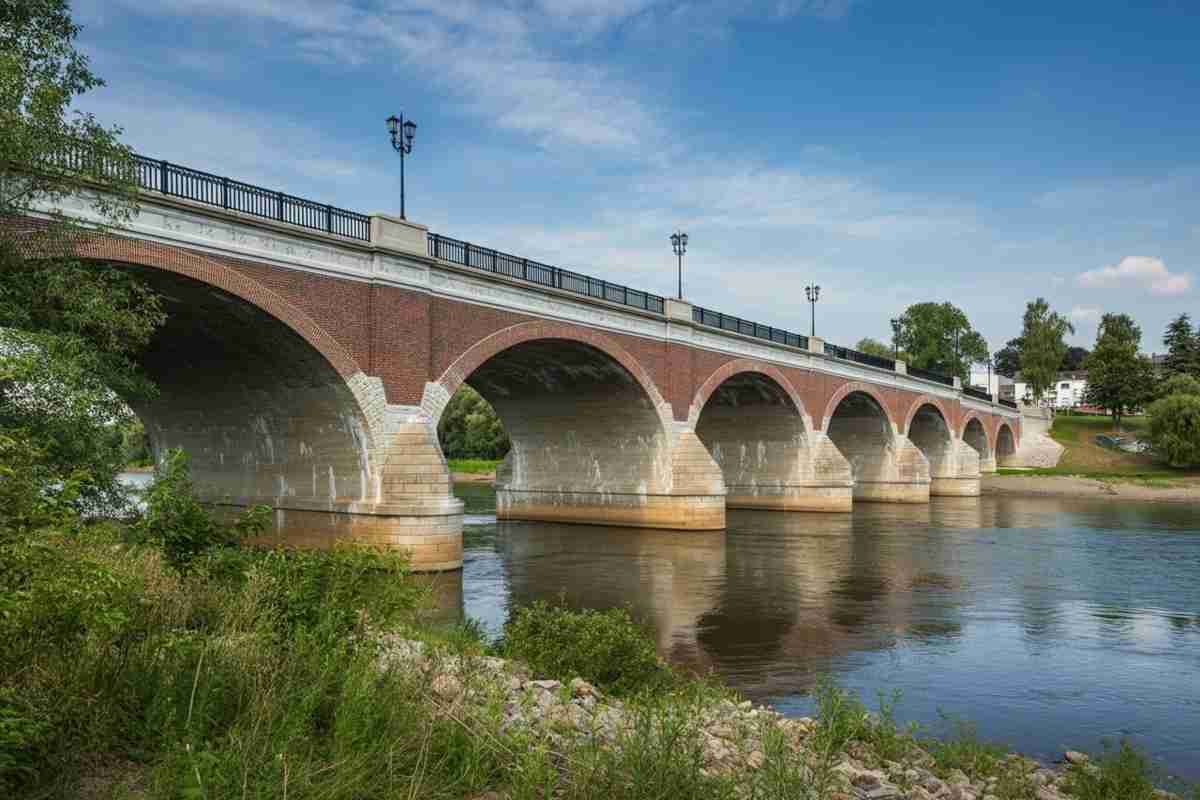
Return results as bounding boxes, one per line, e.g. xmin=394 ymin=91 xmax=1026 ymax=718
xmin=457 ymin=485 xmax=1200 ymax=779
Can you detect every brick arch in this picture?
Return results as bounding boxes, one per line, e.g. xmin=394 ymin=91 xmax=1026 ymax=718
xmin=73 ymin=234 xmax=363 ymax=379
xmin=959 ymin=411 xmax=991 ymax=449
xmin=686 ymin=359 xmax=811 ymax=428
xmin=820 ymin=381 xmax=895 ymax=433
xmin=431 ymin=320 xmax=671 ymax=429
xmin=902 ymin=394 xmax=956 ymax=437
xmin=996 ymin=420 xmax=1018 ymax=451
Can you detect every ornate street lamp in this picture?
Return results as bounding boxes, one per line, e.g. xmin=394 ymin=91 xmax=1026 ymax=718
xmin=890 ymin=317 xmax=901 ymax=358
xmin=386 ymin=113 xmax=418 ymax=219
xmin=805 ymin=284 xmax=821 ymax=338
xmin=670 ymin=230 xmax=688 ymax=300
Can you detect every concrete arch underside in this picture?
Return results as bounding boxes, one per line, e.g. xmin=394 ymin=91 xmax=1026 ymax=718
xmin=444 ymin=335 xmax=724 ymax=531
xmin=906 ymin=402 xmax=981 ymax=497
xmin=92 ymin=256 xmax=463 ymax=571
xmin=961 ymin=415 xmax=996 ymax=473
xmin=693 ymin=366 xmax=852 ymax=512
xmin=824 ymin=390 xmax=931 ymax=503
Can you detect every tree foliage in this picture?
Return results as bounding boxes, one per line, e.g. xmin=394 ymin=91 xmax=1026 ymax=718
xmin=1019 ymin=298 xmax=1074 ymax=402
xmin=893 ymin=302 xmax=988 ymax=382
xmin=854 ymin=337 xmax=906 ymax=362
xmin=437 ymin=384 xmax=510 ymax=460
xmin=1157 ymin=373 xmax=1200 ymax=401
xmin=0 ymin=0 xmax=161 ymax=516
xmin=1162 ymin=313 xmax=1200 ymax=378
xmin=1060 ymin=346 xmax=1089 ymax=372
xmin=993 ymin=337 xmax=1023 ymax=377
xmin=1083 ymin=313 xmax=1155 ymax=427
xmin=1148 ymin=393 xmax=1200 ymax=468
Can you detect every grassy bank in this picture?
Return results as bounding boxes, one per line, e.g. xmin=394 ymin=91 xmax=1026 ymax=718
xmin=3 ymin=463 xmax=1193 ymax=798
xmin=1010 ymin=413 xmax=1200 ymax=485
xmin=447 ymin=458 xmax=502 ymax=475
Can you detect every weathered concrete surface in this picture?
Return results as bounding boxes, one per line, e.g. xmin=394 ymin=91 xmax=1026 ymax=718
xmin=695 ymin=372 xmax=852 ymax=512
xmin=469 ymin=340 xmax=725 ymax=530
xmin=125 ymin=266 xmax=463 ymax=571
xmin=1006 ymin=407 xmax=1062 ymax=468
xmin=907 ymin=404 xmax=981 ymax=497
xmin=962 ymin=417 xmax=997 ymax=473
xmin=825 ymin=392 xmax=930 ymax=503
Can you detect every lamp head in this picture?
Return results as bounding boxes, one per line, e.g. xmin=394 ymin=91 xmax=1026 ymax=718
xmin=386 ymin=115 xmax=400 ymax=137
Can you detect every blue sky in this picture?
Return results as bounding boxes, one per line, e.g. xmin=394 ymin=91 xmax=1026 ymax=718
xmin=72 ymin=0 xmax=1199 ymax=356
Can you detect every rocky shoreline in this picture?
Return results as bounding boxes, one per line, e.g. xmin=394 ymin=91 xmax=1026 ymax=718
xmin=375 ymin=635 xmax=1171 ymax=800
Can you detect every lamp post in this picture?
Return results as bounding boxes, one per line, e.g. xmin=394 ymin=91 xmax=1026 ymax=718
xmin=385 ymin=113 xmax=418 ymax=220
xmin=670 ymin=231 xmax=688 ymax=299
xmin=805 ymin=284 xmax=821 ymax=337
xmin=890 ymin=317 xmax=901 ymax=358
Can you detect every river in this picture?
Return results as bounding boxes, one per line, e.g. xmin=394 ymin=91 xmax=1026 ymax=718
xmin=445 ymin=484 xmax=1200 ymax=781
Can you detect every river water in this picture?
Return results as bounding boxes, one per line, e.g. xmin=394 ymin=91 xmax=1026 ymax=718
xmin=447 ymin=484 xmax=1200 ymax=780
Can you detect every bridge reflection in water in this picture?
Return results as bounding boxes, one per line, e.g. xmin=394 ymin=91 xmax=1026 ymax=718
xmin=428 ymin=484 xmax=1200 ymax=780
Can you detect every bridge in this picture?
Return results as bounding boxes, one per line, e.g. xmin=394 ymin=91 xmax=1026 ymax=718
xmin=27 ymin=151 xmax=1020 ymax=571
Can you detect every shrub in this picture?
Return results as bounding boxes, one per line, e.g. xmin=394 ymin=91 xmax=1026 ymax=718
xmin=1157 ymin=373 xmax=1200 ymax=401
xmin=132 ymin=449 xmax=269 ymax=572
xmin=499 ymin=602 xmax=675 ymax=695
xmin=1147 ymin=393 xmax=1200 ymax=467
xmin=1063 ymin=740 xmax=1158 ymax=800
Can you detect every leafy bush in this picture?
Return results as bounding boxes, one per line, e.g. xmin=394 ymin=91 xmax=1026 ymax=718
xmin=499 ymin=602 xmax=675 ymax=695
xmin=438 ymin=384 xmax=510 ymax=460
xmin=1147 ymin=393 xmax=1200 ymax=467
xmin=1158 ymin=373 xmax=1200 ymax=400
xmin=1064 ymin=740 xmax=1158 ymax=800
xmin=132 ymin=449 xmax=269 ymax=572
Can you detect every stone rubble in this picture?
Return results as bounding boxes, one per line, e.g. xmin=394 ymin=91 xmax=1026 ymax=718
xmin=374 ymin=636 xmax=1172 ymax=800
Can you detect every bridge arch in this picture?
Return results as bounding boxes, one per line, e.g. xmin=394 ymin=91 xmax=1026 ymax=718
xmin=687 ymin=359 xmax=811 ymax=428
xmin=825 ymin=386 xmax=929 ymax=503
xmin=902 ymin=394 xmax=955 ymax=438
xmin=960 ymin=414 xmax=993 ymax=473
xmin=66 ymin=237 xmax=417 ymax=535
xmin=430 ymin=321 xmax=722 ymax=529
xmin=996 ymin=422 xmax=1018 ymax=467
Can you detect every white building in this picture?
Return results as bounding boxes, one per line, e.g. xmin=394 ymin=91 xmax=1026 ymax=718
xmin=968 ymin=366 xmax=1013 ymax=399
xmin=1012 ymin=371 xmax=1088 ymax=409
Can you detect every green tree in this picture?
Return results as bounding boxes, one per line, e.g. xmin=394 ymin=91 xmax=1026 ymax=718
xmin=1019 ymin=298 xmax=1073 ymax=403
xmin=1083 ymin=313 xmax=1155 ymax=428
xmin=1147 ymin=393 xmax=1200 ymax=468
xmin=1 ymin=0 xmax=162 ymax=516
xmin=437 ymin=384 xmax=510 ymax=460
xmin=854 ymin=337 xmax=906 ymax=362
xmin=1060 ymin=346 xmax=1089 ymax=372
xmin=1157 ymin=373 xmax=1200 ymax=400
xmin=1162 ymin=313 xmax=1199 ymax=377
xmin=893 ymin=302 xmax=988 ymax=382
xmin=993 ymin=337 xmax=1023 ymax=377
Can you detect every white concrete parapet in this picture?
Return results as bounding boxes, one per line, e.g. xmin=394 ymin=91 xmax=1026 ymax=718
xmin=370 ymin=214 xmax=427 ymax=256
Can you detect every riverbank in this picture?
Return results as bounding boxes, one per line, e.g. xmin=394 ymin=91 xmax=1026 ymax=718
xmin=983 ymin=473 xmax=1200 ymax=503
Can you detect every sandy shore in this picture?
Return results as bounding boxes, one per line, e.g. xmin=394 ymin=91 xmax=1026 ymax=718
xmin=451 ymin=471 xmax=496 ymax=483
xmin=982 ymin=473 xmax=1200 ymax=503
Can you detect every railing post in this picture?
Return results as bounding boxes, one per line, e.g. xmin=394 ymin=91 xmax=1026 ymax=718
xmin=221 ymin=177 xmax=229 ymax=209
xmin=276 ymin=191 xmax=285 ymax=222
xmin=326 ymin=204 xmax=333 ymax=233
xmin=159 ymin=159 xmax=169 ymax=194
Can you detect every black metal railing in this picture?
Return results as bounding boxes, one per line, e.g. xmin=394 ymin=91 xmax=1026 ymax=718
xmin=691 ymin=307 xmax=808 ymax=349
xmin=963 ymin=385 xmax=993 ymax=402
xmin=823 ymin=342 xmax=896 ymax=371
xmin=906 ymin=364 xmax=955 ymax=386
xmin=1000 ymin=398 xmax=1018 ymax=409
xmin=50 ymin=141 xmax=371 ymax=241
xmin=427 ymin=233 xmax=665 ymax=314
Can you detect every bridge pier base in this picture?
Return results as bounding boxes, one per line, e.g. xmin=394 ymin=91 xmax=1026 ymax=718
xmin=929 ymin=440 xmax=982 ymax=498
xmin=494 ymin=430 xmax=726 ymax=530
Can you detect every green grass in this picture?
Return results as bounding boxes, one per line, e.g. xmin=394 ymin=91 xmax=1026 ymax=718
xmin=447 ymin=458 xmax=502 ymax=474
xmin=1014 ymin=413 xmax=1200 ymax=479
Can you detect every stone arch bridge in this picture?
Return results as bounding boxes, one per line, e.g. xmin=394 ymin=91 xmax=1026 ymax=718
xmin=28 ymin=155 xmax=1020 ymax=570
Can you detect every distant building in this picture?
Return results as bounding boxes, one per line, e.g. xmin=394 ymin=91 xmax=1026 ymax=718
xmin=968 ymin=366 xmax=1013 ymax=399
xmin=1012 ymin=371 xmax=1088 ymax=409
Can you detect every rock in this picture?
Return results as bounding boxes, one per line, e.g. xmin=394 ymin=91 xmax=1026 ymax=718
xmin=746 ymin=750 xmax=764 ymax=769
xmin=850 ymin=769 xmax=884 ymax=789
xmin=1064 ymin=750 xmax=1088 ymax=765
xmin=862 ymin=787 xmax=902 ymax=800
xmin=430 ymin=673 xmax=462 ymax=700
xmin=947 ymin=768 xmax=971 ymax=786
xmin=1036 ymin=788 xmax=1064 ymax=800
xmin=527 ymin=679 xmax=562 ymax=691
xmin=569 ymin=677 xmax=596 ymax=698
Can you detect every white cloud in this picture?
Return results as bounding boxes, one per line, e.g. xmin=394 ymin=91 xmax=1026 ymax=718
xmin=1067 ymin=306 xmax=1101 ymax=322
xmin=1077 ymin=256 xmax=1192 ymax=296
